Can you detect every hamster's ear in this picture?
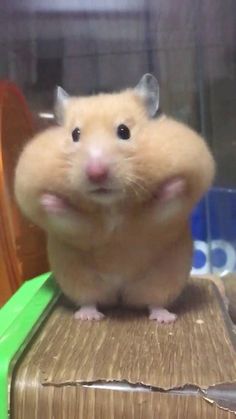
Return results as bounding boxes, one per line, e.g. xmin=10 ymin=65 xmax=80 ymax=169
xmin=134 ymin=73 xmax=159 ymax=118
xmin=54 ymin=86 xmax=70 ymax=125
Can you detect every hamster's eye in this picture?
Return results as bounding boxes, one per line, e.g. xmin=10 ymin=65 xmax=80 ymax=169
xmin=117 ymin=124 xmax=130 ymax=140
xmin=72 ymin=127 xmax=80 ymax=142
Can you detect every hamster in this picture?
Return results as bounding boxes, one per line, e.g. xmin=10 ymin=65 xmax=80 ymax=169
xmin=14 ymin=74 xmax=215 ymax=322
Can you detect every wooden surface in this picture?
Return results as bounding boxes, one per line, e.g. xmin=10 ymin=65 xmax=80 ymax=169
xmin=0 ymin=81 xmax=48 ymax=305
xmin=223 ymin=274 xmax=236 ymax=324
xmin=11 ymin=278 xmax=236 ymax=418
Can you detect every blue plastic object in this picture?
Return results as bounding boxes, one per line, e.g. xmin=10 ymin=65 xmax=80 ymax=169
xmin=191 ymin=187 xmax=236 ymax=275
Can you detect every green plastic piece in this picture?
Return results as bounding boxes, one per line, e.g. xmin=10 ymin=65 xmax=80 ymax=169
xmin=0 ymin=273 xmax=60 ymax=419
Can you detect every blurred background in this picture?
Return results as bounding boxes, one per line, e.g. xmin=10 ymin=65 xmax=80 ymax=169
xmin=0 ymin=0 xmax=236 ymax=186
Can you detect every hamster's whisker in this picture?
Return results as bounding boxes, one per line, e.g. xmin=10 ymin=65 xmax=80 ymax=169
xmin=127 ymin=175 xmax=149 ymax=191
xmin=125 ymin=176 xmax=149 ymax=199
xmin=128 ymin=182 xmax=141 ymax=199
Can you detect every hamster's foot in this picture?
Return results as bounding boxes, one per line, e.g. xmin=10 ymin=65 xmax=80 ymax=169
xmin=149 ymin=306 xmax=177 ymax=323
xmin=74 ymin=305 xmax=105 ymax=321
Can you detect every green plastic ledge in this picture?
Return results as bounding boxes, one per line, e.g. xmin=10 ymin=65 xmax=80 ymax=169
xmin=0 ymin=273 xmax=60 ymax=419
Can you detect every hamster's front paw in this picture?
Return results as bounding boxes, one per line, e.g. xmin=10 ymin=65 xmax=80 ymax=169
xmin=158 ymin=177 xmax=186 ymax=203
xmin=74 ymin=305 xmax=105 ymax=321
xmin=40 ymin=193 xmax=68 ymax=215
xmin=149 ymin=306 xmax=177 ymax=323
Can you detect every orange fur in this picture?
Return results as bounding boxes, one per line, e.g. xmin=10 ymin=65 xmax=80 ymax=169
xmin=14 ymin=88 xmax=215 ymax=311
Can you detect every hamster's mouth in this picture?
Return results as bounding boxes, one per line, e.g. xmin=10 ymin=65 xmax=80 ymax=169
xmin=88 ymin=186 xmax=123 ymax=203
xmin=90 ymin=187 xmax=112 ymax=194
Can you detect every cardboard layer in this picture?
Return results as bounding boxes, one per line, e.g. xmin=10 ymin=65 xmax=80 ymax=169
xmin=11 ymin=386 xmax=236 ymax=419
xmin=11 ymin=278 xmax=236 ymax=417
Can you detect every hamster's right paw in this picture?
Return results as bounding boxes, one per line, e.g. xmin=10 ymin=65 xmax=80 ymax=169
xmin=74 ymin=305 xmax=105 ymax=321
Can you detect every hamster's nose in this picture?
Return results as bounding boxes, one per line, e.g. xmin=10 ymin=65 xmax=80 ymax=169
xmin=86 ymin=161 xmax=109 ymax=183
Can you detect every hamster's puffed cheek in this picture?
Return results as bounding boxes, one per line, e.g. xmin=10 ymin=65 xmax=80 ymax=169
xmin=133 ymin=117 xmax=215 ymax=209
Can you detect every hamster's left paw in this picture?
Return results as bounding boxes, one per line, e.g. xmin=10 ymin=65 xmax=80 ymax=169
xmin=74 ymin=305 xmax=105 ymax=321
xmin=158 ymin=177 xmax=186 ymax=203
xmin=40 ymin=193 xmax=68 ymax=215
xmin=149 ymin=306 xmax=177 ymax=323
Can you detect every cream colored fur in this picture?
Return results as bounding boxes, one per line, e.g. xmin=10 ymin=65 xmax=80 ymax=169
xmin=15 ymin=88 xmax=215 ymax=309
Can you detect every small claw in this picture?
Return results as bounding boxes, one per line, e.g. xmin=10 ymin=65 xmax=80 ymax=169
xmin=74 ymin=305 xmax=105 ymax=321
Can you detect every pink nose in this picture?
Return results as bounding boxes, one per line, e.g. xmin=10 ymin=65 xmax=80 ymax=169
xmin=86 ymin=161 xmax=109 ymax=183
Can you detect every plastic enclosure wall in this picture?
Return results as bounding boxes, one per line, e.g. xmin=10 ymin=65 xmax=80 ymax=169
xmin=0 ymin=274 xmax=59 ymax=419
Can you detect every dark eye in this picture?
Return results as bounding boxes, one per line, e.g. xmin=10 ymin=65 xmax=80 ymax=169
xmin=117 ymin=124 xmax=130 ymax=140
xmin=72 ymin=127 xmax=80 ymax=142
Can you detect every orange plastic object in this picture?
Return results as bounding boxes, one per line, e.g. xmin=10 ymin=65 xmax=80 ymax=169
xmin=0 ymin=81 xmax=48 ymax=305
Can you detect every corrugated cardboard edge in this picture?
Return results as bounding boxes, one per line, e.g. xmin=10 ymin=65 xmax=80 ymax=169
xmin=42 ymin=379 xmax=236 ymax=414
xmin=201 ymin=382 xmax=236 ymax=415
